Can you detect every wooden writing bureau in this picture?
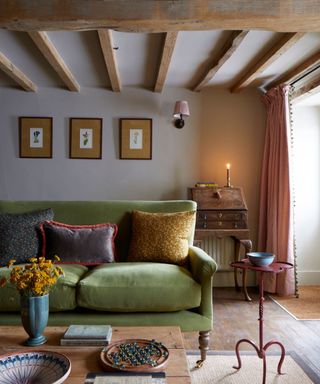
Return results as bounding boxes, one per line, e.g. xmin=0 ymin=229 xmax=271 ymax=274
xmin=189 ymin=186 xmax=252 ymax=301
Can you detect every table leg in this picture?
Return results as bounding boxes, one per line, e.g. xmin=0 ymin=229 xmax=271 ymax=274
xmin=233 ymin=239 xmax=252 ymax=301
xmin=234 ymin=240 xmax=241 ymax=291
xmin=241 ymin=240 xmax=252 ymax=302
xmin=233 ymin=271 xmax=286 ymax=384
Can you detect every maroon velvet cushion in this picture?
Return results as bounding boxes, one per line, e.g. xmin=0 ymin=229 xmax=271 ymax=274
xmin=40 ymin=221 xmax=118 ymax=265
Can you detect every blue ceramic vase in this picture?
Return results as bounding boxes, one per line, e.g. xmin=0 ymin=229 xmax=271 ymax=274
xmin=20 ymin=294 xmax=49 ymax=346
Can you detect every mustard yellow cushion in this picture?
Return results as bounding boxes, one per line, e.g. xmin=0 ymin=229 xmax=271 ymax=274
xmin=127 ymin=210 xmax=195 ymax=265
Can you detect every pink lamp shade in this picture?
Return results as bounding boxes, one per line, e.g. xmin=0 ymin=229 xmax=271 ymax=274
xmin=173 ymin=101 xmax=190 ymax=129
xmin=173 ymin=101 xmax=190 ymax=118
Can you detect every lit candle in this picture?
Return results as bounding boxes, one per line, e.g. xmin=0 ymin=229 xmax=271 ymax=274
xmin=226 ymin=163 xmax=231 ymax=187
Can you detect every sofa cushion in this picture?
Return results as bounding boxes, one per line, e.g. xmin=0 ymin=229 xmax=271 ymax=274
xmin=0 ymin=264 xmax=88 ymax=312
xmin=40 ymin=221 xmax=118 ymax=265
xmin=0 ymin=208 xmax=54 ymax=266
xmin=49 ymin=264 xmax=89 ymax=311
xmin=127 ymin=210 xmax=196 ymax=266
xmin=77 ymin=262 xmax=201 ymax=312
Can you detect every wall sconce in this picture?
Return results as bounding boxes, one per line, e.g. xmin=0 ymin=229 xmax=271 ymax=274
xmin=173 ymin=101 xmax=190 ymax=129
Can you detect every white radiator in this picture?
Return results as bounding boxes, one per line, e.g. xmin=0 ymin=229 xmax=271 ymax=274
xmin=196 ymin=236 xmax=235 ymax=271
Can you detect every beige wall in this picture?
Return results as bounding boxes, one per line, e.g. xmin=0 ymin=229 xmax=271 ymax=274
xmin=200 ymin=88 xmax=266 ymax=248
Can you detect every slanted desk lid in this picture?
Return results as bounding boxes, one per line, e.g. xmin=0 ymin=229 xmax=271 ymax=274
xmin=189 ymin=187 xmax=248 ymax=210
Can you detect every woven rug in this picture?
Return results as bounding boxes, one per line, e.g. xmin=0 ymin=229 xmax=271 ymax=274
xmin=270 ymin=285 xmax=320 ymax=320
xmin=188 ymin=351 xmax=319 ymax=384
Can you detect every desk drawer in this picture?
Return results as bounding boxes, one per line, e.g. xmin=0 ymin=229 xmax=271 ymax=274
xmin=196 ymin=210 xmax=248 ymax=229
xmin=197 ymin=211 xmax=243 ymax=221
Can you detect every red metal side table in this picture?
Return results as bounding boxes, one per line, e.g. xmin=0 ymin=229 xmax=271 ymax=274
xmin=230 ymin=258 xmax=293 ymax=384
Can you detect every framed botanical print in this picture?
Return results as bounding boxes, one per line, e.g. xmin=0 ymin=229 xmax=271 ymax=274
xmin=69 ymin=118 xmax=103 ymax=159
xmin=119 ymin=118 xmax=152 ymax=160
xmin=19 ymin=117 xmax=53 ymax=158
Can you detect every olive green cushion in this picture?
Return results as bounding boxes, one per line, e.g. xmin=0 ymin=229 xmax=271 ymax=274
xmin=77 ymin=262 xmax=201 ymax=312
xmin=0 ymin=264 xmax=88 ymax=312
xmin=49 ymin=264 xmax=89 ymax=311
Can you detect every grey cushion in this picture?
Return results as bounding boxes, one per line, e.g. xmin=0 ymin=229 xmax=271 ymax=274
xmin=40 ymin=221 xmax=118 ymax=265
xmin=0 ymin=208 xmax=54 ymax=266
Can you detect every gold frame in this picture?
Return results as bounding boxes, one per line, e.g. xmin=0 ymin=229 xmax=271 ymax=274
xmin=69 ymin=118 xmax=103 ymax=159
xmin=19 ymin=117 xmax=52 ymax=158
xmin=119 ymin=118 xmax=152 ymax=160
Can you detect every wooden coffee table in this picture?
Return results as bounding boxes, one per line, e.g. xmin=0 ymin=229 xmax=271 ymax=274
xmin=0 ymin=325 xmax=191 ymax=384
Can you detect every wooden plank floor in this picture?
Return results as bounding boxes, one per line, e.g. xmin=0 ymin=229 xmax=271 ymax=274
xmin=183 ymin=287 xmax=320 ymax=376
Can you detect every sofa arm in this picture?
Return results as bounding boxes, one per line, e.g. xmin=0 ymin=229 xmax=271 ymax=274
xmin=188 ymin=245 xmax=218 ymax=321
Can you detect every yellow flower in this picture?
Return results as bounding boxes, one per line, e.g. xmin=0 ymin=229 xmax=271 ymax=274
xmin=7 ymin=259 xmax=16 ymax=268
xmin=1 ymin=256 xmax=64 ymax=297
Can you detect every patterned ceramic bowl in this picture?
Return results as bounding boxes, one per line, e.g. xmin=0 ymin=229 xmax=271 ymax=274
xmin=0 ymin=350 xmax=71 ymax=384
xmin=247 ymin=252 xmax=275 ymax=267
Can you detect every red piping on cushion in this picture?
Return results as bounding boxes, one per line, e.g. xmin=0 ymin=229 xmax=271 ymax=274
xmin=39 ymin=220 xmax=118 ymax=264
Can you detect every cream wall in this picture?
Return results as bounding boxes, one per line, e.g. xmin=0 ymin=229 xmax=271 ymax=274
xmin=292 ymin=105 xmax=320 ymax=285
xmin=198 ymin=88 xmax=266 ymax=286
xmin=199 ymin=88 xmax=266 ymax=249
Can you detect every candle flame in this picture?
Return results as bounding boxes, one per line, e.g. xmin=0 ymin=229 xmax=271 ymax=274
xmin=226 ymin=163 xmax=231 ymax=170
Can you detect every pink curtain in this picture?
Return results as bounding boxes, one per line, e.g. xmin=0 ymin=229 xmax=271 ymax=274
xmin=258 ymin=85 xmax=295 ymax=296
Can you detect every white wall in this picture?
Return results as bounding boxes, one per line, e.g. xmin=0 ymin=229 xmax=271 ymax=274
xmin=292 ymin=104 xmax=320 ymax=285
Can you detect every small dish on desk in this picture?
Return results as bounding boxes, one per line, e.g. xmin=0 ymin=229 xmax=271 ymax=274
xmin=247 ymin=252 xmax=275 ymax=267
xmin=0 ymin=350 xmax=71 ymax=384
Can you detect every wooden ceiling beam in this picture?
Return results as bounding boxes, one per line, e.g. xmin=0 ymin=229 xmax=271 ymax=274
xmin=266 ymin=50 xmax=320 ymax=90
xmin=291 ymin=73 xmax=320 ymax=103
xmin=1 ymin=1 xmax=320 ymax=32
xmin=154 ymin=32 xmax=178 ymax=93
xmin=230 ymin=33 xmax=305 ymax=93
xmin=98 ymin=29 xmax=121 ymax=92
xmin=193 ymin=30 xmax=248 ymax=92
xmin=28 ymin=31 xmax=80 ymax=92
xmin=0 ymin=51 xmax=37 ymax=91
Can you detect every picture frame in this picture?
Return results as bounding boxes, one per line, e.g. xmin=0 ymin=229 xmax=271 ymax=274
xmin=69 ymin=118 xmax=103 ymax=159
xmin=19 ymin=117 xmax=53 ymax=158
xmin=119 ymin=118 xmax=152 ymax=160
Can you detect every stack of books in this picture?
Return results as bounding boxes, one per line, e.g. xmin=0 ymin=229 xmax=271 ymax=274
xmin=60 ymin=324 xmax=112 ymax=346
xmin=195 ymin=181 xmax=218 ymax=187
xmin=84 ymin=372 xmax=166 ymax=384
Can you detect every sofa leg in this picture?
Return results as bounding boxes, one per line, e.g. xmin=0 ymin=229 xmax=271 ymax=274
xmin=196 ymin=330 xmax=210 ymax=368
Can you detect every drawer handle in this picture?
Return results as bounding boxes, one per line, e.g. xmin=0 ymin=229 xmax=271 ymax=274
xmin=218 ymin=213 xmax=222 ymax=218
xmin=203 ymin=222 xmax=207 ymax=229
xmin=218 ymin=221 xmax=222 ymax=226
xmin=204 ymin=214 xmax=207 ymax=220
xmin=234 ymin=223 xmax=238 ymax=228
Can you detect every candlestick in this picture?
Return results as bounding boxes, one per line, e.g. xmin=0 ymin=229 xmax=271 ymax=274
xmin=226 ymin=163 xmax=231 ymax=187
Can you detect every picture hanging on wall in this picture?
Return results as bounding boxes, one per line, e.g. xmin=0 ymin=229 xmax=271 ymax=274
xmin=119 ymin=118 xmax=152 ymax=159
xmin=69 ymin=118 xmax=103 ymax=159
xmin=19 ymin=117 xmax=53 ymax=158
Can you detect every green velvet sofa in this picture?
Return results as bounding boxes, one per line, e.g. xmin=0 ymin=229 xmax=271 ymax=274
xmin=0 ymin=200 xmax=217 ymax=360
